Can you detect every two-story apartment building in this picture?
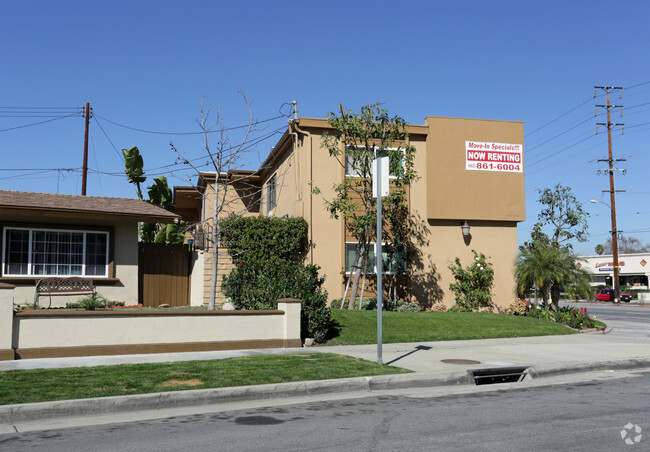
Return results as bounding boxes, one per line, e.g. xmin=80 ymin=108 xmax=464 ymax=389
xmin=176 ymin=115 xmax=526 ymax=309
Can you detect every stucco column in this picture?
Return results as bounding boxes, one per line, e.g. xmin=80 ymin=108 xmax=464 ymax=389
xmin=277 ymin=298 xmax=302 ymax=347
xmin=0 ymin=283 xmax=15 ymax=360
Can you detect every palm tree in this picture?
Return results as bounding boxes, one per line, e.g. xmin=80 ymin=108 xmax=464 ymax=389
xmin=516 ymin=243 xmax=592 ymax=310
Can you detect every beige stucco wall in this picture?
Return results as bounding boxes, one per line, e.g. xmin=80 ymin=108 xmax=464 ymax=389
xmin=286 ymin=117 xmax=523 ymax=308
xmin=425 ymin=116 xmax=525 ymax=221
xmin=2 ymin=216 xmax=139 ymax=307
xmin=5 ymin=301 xmax=301 ymax=356
xmin=189 ymin=250 xmax=205 ymax=306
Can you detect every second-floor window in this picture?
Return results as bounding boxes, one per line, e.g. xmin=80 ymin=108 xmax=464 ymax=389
xmin=345 ymin=147 xmax=404 ymax=178
xmin=266 ymin=174 xmax=277 ymax=213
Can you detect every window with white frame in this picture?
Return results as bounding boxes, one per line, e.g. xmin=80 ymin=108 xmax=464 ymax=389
xmin=345 ymin=147 xmax=405 ymax=178
xmin=2 ymin=227 xmax=109 ymax=277
xmin=266 ymin=174 xmax=277 ymax=213
xmin=344 ymin=242 xmax=406 ymax=274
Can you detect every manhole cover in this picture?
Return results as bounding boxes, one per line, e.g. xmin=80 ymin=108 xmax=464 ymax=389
xmin=441 ymin=359 xmax=481 ymax=365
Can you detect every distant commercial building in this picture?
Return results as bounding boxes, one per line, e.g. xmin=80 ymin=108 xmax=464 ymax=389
xmin=577 ymin=254 xmax=650 ymax=289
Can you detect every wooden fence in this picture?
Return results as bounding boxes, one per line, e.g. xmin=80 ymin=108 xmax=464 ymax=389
xmin=138 ymin=243 xmax=191 ymax=307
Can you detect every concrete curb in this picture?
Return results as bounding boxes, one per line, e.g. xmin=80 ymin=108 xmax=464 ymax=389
xmin=2 ymin=358 xmax=650 ymax=425
xmin=531 ymin=358 xmax=650 ymax=378
xmin=0 ymin=371 xmax=470 ymax=424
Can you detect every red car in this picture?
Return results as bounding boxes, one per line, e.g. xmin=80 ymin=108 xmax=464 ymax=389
xmin=594 ymin=289 xmax=632 ymax=302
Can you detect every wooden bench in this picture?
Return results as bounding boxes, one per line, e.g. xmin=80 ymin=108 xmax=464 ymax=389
xmin=35 ymin=277 xmax=96 ymax=307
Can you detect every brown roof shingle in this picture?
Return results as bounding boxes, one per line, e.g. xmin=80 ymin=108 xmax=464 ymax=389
xmin=0 ymin=190 xmax=180 ymax=223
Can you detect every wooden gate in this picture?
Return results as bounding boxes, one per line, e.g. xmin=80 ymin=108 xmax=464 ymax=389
xmin=138 ymin=243 xmax=191 ymax=307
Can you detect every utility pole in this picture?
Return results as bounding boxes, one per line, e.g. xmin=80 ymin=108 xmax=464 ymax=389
xmin=81 ymin=102 xmax=92 ymax=196
xmin=595 ymin=86 xmax=625 ymax=303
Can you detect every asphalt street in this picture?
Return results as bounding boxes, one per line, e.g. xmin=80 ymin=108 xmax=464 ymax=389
xmin=561 ymin=301 xmax=650 ymax=338
xmin=1 ymin=369 xmax=648 ymax=451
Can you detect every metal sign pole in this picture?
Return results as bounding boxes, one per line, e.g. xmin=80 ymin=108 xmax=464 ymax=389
xmin=376 ymin=155 xmax=383 ymax=365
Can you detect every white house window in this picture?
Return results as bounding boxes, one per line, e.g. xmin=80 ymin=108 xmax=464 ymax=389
xmin=2 ymin=227 xmax=109 ymax=277
xmin=344 ymin=242 xmax=405 ymax=274
xmin=266 ymin=174 xmax=277 ymax=213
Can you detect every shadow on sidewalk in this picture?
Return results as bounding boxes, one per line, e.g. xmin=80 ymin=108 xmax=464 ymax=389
xmin=386 ymin=345 xmax=432 ymax=365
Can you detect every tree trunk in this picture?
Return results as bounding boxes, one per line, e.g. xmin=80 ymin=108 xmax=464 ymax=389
xmin=208 ymin=184 xmax=219 ymax=310
xmin=550 ymin=283 xmax=561 ymax=311
xmin=348 ymin=242 xmax=366 ymax=309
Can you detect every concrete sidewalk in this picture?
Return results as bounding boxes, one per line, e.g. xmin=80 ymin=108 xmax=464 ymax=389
xmin=2 ymin=332 xmax=650 ymax=426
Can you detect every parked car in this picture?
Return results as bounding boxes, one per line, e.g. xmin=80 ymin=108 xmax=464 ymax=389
xmin=594 ymin=288 xmax=632 ymax=302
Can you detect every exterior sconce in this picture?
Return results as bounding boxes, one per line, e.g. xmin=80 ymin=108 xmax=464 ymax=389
xmin=461 ymin=221 xmax=471 ymax=237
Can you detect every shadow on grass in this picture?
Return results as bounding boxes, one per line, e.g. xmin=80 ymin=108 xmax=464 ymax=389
xmin=323 ymin=317 xmax=342 ymax=342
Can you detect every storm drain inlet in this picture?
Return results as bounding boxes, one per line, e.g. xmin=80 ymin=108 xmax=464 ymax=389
xmin=468 ymin=366 xmax=530 ymax=385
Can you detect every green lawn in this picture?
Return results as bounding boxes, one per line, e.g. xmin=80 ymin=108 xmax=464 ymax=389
xmin=0 ymin=353 xmax=409 ymax=406
xmin=326 ymin=310 xmax=576 ymax=345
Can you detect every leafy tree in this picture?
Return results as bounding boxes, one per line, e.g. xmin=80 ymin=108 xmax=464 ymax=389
xmin=319 ymin=103 xmax=417 ymax=309
xmin=516 ymin=243 xmax=592 ymax=309
xmin=448 ymin=251 xmax=494 ymax=312
xmin=595 ymin=244 xmax=604 ymax=255
xmin=535 ymin=183 xmax=589 ymax=249
xmin=600 ymin=236 xmax=650 ymax=254
xmin=529 ymin=184 xmax=589 ymax=304
xmin=122 ymin=148 xmax=186 ymax=244
xmin=122 ymin=146 xmax=146 ymax=200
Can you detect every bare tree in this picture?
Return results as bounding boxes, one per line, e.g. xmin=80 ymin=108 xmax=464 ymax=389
xmin=171 ymin=92 xmax=255 ymax=310
xmin=601 ymin=236 xmax=650 ymax=254
xmin=171 ymin=91 xmax=292 ymax=310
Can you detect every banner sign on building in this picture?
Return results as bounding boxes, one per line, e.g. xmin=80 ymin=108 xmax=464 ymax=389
xmin=466 ymin=141 xmax=523 ymax=173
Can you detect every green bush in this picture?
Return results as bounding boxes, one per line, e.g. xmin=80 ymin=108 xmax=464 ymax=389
xmin=220 ymin=216 xmax=308 ymax=264
xmin=67 ymin=294 xmax=107 ymax=310
xmin=448 ymin=250 xmax=494 ymax=312
xmin=395 ymin=301 xmax=421 ymax=312
xmin=222 ymin=258 xmax=331 ymax=342
xmin=331 ymin=297 xmax=378 ymax=310
xmin=555 ymin=305 xmax=595 ymax=329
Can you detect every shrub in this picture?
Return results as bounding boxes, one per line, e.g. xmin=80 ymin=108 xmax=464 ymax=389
xmin=220 ymin=216 xmax=308 ymax=264
xmin=67 ymin=293 xmax=107 ymax=310
xmin=430 ymin=303 xmax=447 ymax=312
xmin=504 ymin=299 xmax=529 ymax=316
xmin=448 ymin=250 xmax=495 ymax=312
xmin=555 ymin=305 xmax=595 ymax=329
xmin=395 ymin=301 xmax=421 ymax=312
xmin=222 ymin=258 xmax=331 ymax=342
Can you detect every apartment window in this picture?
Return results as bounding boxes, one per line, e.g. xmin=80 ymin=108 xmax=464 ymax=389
xmin=344 ymin=242 xmax=406 ymax=274
xmin=2 ymin=227 xmax=109 ymax=277
xmin=266 ymin=174 xmax=277 ymax=213
xmin=345 ymin=147 xmax=404 ymax=178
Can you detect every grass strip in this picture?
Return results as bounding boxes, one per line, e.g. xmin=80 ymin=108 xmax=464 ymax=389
xmin=0 ymin=353 xmax=409 ymax=406
xmin=327 ymin=310 xmax=576 ymax=345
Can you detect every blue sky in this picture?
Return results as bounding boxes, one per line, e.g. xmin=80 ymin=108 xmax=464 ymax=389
xmin=1 ymin=0 xmax=649 ymax=256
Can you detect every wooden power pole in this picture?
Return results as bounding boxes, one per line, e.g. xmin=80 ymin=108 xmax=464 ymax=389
xmin=595 ymin=86 xmax=624 ymax=302
xmin=81 ymin=102 xmax=91 ymax=196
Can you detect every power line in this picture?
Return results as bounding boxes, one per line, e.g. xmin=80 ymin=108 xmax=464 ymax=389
xmin=0 ymin=113 xmax=80 ymax=132
xmin=92 ymin=116 xmax=124 ymax=160
xmin=93 ymin=113 xmax=289 ymax=136
xmin=525 ymin=96 xmax=595 ymax=138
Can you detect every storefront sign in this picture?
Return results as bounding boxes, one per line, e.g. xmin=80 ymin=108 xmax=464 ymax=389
xmin=466 ymin=141 xmax=523 ymax=172
xmin=595 ymin=261 xmax=625 ymax=271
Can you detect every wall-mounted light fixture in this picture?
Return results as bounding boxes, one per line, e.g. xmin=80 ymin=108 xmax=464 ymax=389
xmin=461 ymin=221 xmax=471 ymax=237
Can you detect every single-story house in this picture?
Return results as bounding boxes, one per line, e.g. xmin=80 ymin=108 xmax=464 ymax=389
xmin=175 ymin=115 xmax=526 ymax=309
xmin=0 ymin=190 xmax=179 ymax=307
